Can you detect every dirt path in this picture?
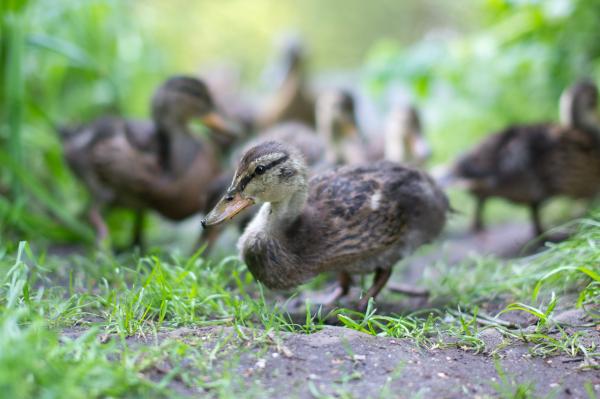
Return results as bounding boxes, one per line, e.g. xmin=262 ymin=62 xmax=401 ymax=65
xmin=129 ymin=322 xmax=598 ymax=398
xmin=57 ymin=222 xmax=598 ymax=397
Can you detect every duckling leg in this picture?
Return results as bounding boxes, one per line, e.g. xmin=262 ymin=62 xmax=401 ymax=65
xmin=357 ymin=268 xmax=392 ymax=310
xmin=195 ymin=225 xmax=223 ymax=255
xmin=471 ymin=197 xmax=486 ymax=232
xmin=387 ymin=283 xmax=429 ymax=297
xmin=130 ymin=209 xmax=146 ymax=250
xmin=88 ymin=206 xmax=108 ymax=246
xmin=530 ymin=202 xmax=544 ymax=236
xmin=322 ymin=272 xmax=352 ymax=305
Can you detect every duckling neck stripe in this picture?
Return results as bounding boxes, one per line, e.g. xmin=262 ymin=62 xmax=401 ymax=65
xmin=237 ymin=155 xmax=289 ymax=192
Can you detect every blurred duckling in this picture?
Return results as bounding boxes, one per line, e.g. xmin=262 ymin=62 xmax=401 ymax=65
xmin=448 ymin=80 xmax=600 ymax=236
xmin=383 ymin=104 xmax=431 ymax=167
xmin=256 ymin=35 xmax=315 ymax=129
xmin=316 ymin=89 xmax=367 ymax=165
xmin=199 ymin=60 xmax=256 ymax=134
xmin=61 ymin=76 xmax=239 ymax=247
xmin=202 ymin=141 xmax=448 ymax=309
xmin=560 ymin=79 xmax=600 ymax=134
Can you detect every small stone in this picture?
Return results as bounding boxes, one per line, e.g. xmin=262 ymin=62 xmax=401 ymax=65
xmin=353 ymin=354 xmax=366 ymax=362
xmin=437 ymin=372 xmax=449 ymax=379
xmin=280 ymin=345 xmax=294 ymax=358
xmin=255 ymin=358 xmax=266 ymax=369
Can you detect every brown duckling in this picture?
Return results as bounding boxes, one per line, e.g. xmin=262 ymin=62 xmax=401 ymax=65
xmin=255 ymin=35 xmax=315 ymax=129
xmin=449 ymin=80 xmax=600 ymax=236
xmin=315 ymin=89 xmax=367 ymax=165
xmin=202 ymin=141 xmax=448 ymax=309
xmin=383 ymin=104 xmax=431 ymax=167
xmin=560 ymin=79 xmax=600 ymax=134
xmin=61 ymin=76 xmax=239 ymax=247
xmin=199 ymin=61 xmax=256 ymax=135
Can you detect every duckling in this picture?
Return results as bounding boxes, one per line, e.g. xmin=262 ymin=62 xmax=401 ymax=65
xmin=315 ymin=89 xmax=367 ymax=165
xmin=61 ymin=76 xmax=239 ymax=247
xmin=383 ymin=104 xmax=431 ymax=167
xmin=560 ymin=79 xmax=600 ymax=134
xmin=255 ymin=35 xmax=315 ymax=129
xmin=200 ymin=61 xmax=256 ymax=134
xmin=202 ymin=141 xmax=448 ymax=309
xmin=450 ymin=80 xmax=600 ymax=236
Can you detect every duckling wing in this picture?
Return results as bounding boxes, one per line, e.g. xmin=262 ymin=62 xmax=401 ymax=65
xmin=459 ymin=124 xmax=560 ymax=178
xmin=300 ymin=161 xmax=447 ymax=266
xmin=90 ymin=132 xmax=163 ymax=205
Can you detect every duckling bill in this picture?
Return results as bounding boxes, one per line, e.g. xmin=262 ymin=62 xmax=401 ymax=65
xmin=203 ymin=141 xmax=448 ymax=309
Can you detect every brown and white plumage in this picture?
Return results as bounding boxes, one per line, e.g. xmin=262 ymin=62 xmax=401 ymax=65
xmin=450 ymin=80 xmax=600 ymax=235
xmin=202 ymin=141 xmax=448 ymax=308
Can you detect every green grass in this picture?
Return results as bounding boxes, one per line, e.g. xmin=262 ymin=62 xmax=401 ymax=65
xmin=0 ymin=211 xmax=598 ymax=397
xmin=1 ymin=0 xmax=600 ymax=397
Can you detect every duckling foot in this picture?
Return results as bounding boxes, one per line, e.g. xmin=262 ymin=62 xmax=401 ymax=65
xmin=386 ymin=283 xmax=429 ymax=297
xmin=194 ymin=225 xmax=223 ymax=256
xmin=88 ymin=206 xmax=109 ymax=247
xmin=529 ymin=202 xmax=544 ymax=238
xmin=470 ymin=198 xmax=486 ymax=233
xmin=321 ymin=272 xmax=352 ymax=306
xmin=357 ymin=268 xmax=392 ymax=311
xmin=130 ymin=210 xmax=146 ymax=251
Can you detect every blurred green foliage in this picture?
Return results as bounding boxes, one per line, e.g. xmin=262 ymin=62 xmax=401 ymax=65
xmin=0 ymin=0 xmax=478 ymax=245
xmin=366 ymin=0 xmax=600 ymax=161
xmin=1 ymin=0 xmax=167 ymax=244
xmin=1 ymin=0 xmax=599 ymax=245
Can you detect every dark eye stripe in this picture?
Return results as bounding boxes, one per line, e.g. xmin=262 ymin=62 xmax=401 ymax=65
xmin=236 ymin=155 xmax=289 ymax=192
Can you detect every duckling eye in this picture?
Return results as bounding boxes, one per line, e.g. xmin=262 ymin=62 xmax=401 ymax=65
xmin=255 ymin=165 xmax=266 ymax=175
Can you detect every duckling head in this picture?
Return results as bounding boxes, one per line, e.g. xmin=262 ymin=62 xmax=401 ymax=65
xmin=560 ymin=79 xmax=598 ymax=129
xmin=277 ymin=33 xmax=306 ymax=77
xmin=316 ymin=89 xmax=358 ymax=143
xmin=384 ymin=105 xmax=431 ymax=166
xmin=152 ymin=75 xmax=240 ymax=138
xmin=202 ymin=141 xmax=307 ymax=226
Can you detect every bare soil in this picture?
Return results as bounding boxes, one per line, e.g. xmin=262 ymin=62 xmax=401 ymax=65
xmin=60 ymin=222 xmax=599 ymax=397
xmin=127 ymin=320 xmax=598 ymax=398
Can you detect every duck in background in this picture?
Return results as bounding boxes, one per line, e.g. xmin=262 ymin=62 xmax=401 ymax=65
xmin=199 ymin=60 xmax=256 ymax=136
xmin=255 ymin=34 xmax=316 ymax=129
xmin=559 ymin=79 xmax=600 ymax=135
xmin=315 ymin=89 xmax=368 ymax=165
xmin=317 ymin=89 xmax=431 ymax=168
xmin=446 ymin=80 xmax=600 ymax=237
xmin=383 ymin=104 xmax=431 ymax=167
xmin=202 ymin=141 xmax=448 ymax=309
xmin=60 ymin=76 xmax=241 ymax=249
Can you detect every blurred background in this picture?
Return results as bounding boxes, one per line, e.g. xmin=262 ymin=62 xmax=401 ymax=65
xmin=1 ymin=0 xmax=600 ymax=250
